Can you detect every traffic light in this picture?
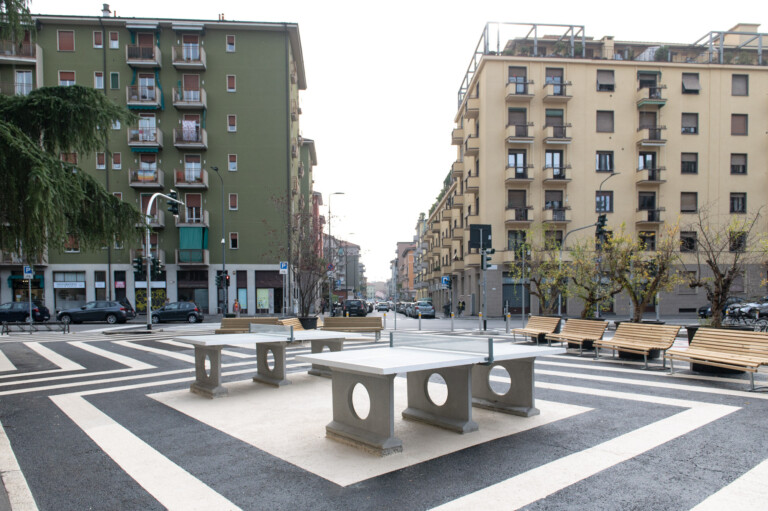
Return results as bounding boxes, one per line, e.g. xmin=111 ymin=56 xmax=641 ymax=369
xmin=224 ymin=272 xmax=231 ymax=287
xmin=167 ymin=190 xmax=179 ymax=216
xmin=132 ymin=257 xmax=143 ymax=272
xmin=447 ymin=277 xmax=452 ymax=290
xmin=595 ymin=214 xmax=608 ymax=247
xmin=215 ymin=274 xmax=222 ymax=288
xmin=481 ymin=248 xmax=495 ymax=270
xmin=150 ymin=257 xmax=164 ymax=277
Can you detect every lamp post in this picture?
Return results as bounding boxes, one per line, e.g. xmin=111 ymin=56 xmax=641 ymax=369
xmin=211 ymin=166 xmax=227 ymax=315
xmin=144 ymin=191 xmax=183 ymax=330
xmin=327 ymin=192 xmax=344 ymax=316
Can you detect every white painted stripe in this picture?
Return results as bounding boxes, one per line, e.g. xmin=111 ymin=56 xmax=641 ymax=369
xmin=691 ymin=456 xmax=768 ymax=510
xmin=113 ymin=340 xmax=195 ymax=363
xmin=0 ymin=419 xmax=38 ymax=510
xmin=0 ymin=349 xmax=16 ymax=372
xmin=25 ymin=342 xmax=85 ymax=371
xmin=70 ymin=341 xmax=156 ymax=370
xmin=51 ymin=394 xmax=241 ymax=511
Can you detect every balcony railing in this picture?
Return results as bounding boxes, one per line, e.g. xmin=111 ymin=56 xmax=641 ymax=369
xmin=544 ymin=124 xmax=572 ymax=143
xmin=128 ymin=128 xmax=163 ymax=148
xmin=0 ymin=81 xmax=34 ymax=96
xmin=505 ymin=80 xmax=535 ymax=101
xmin=126 ymin=45 xmax=161 ymax=67
xmin=543 ymin=207 xmax=570 ymax=223
xmin=505 ymin=206 xmax=532 ymax=223
xmin=126 ymin=86 xmax=161 ymax=108
xmin=174 ymin=168 xmax=209 ymax=189
xmin=0 ymin=250 xmax=47 ymax=266
xmin=543 ymin=165 xmax=571 ymax=182
xmin=176 ymin=249 xmax=209 ymax=265
xmin=130 ymin=248 xmax=166 ymax=265
xmin=451 ymin=160 xmax=465 ymax=178
xmin=636 ymin=208 xmax=664 ymax=224
xmin=175 ymin=210 xmax=209 ymax=228
xmin=505 ymin=164 xmax=533 ymax=182
xmin=172 ymin=88 xmax=207 ymax=109
xmin=543 ymin=81 xmax=572 ymax=102
xmin=173 ymin=127 xmax=207 ymax=150
xmin=129 ymin=168 xmax=165 ymax=188
xmin=452 ymin=127 xmax=464 ymax=145
xmin=636 ymin=167 xmax=666 ymax=184
xmin=636 ymin=85 xmax=667 ymax=107
xmin=636 ymin=126 xmax=667 ymax=146
xmin=506 ymin=123 xmax=535 ymax=143
xmin=465 ymin=175 xmax=479 ymax=190
xmin=0 ymin=41 xmax=35 ymax=59
xmin=465 ymin=96 xmax=480 ymax=118
xmin=171 ymin=45 xmax=207 ymax=69
xmin=464 ymin=136 xmax=480 ymax=156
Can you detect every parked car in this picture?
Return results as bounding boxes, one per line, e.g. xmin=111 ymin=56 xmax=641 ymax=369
xmin=342 ymin=299 xmax=367 ymax=317
xmin=118 ymin=297 xmax=137 ymax=319
xmin=413 ymin=300 xmax=435 ymax=318
xmin=405 ymin=302 xmax=417 ymax=317
xmin=698 ymin=297 xmax=745 ymax=318
xmin=57 ymin=301 xmax=129 ymax=324
xmin=727 ymin=297 xmax=768 ymax=319
xmin=367 ymin=301 xmax=374 ymax=313
xmin=376 ymin=302 xmax=389 ymax=312
xmin=151 ymin=302 xmax=204 ymax=324
xmin=0 ymin=301 xmax=51 ymax=323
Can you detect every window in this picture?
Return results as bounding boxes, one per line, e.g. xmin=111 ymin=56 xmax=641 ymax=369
xmin=228 ymin=154 xmax=237 ymax=171
xmin=226 ymin=74 xmax=236 ymax=92
xmin=731 ymin=114 xmax=748 ymax=136
xmin=638 ymin=192 xmax=657 ymax=211
xmin=109 ymin=72 xmax=119 ymax=89
xmin=732 ymin=74 xmax=748 ymax=96
xmin=508 ymin=67 xmax=528 ymax=94
xmin=227 ymin=115 xmax=237 ymax=132
xmin=60 ymin=153 xmax=78 ymax=164
xmin=109 ymin=31 xmax=119 ymax=49
xmin=229 ymin=193 xmax=238 ymax=210
xmin=93 ymin=31 xmax=103 ymax=48
xmin=639 ymin=231 xmax=656 ymax=251
xmin=183 ymin=155 xmax=201 ymax=181
xmin=113 ymin=192 xmax=122 ymax=201
xmin=730 ymin=193 xmax=746 ymax=213
xmin=681 ymin=153 xmax=698 ymax=174
xmin=15 ymin=70 xmax=32 ymax=96
xmin=58 ymin=71 xmax=75 ymax=86
xmin=58 ymin=30 xmax=75 ymax=51
xmin=596 ymin=111 xmax=614 ymax=132
xmin=545 ymin=68 xmax=564 ymax=95
xmin=229 ymin=233 xmax=239 ymax=249
xmin=680 ymin=192 xmax=698 ymax=213
xmin=731 ymin=154 xmax=747 ymax=175
xmin=680 ymin=232 xmax=697 ymax=253
xmin=112 ymin=120 xmax=121 ymax=130
xmin=638 ymin=152 xmax=656 ymax=170
xmin=112 ymin=152 xmax=121 ymax=170
xmin=96 ymin=152 xmax=106 ymax=170
xmin=681 ymin=73 xmax=700 ymax=94
xmin=596 ymin=70 xmax=614 ymax=92
xmin=507 ymin=230 xmax=526 ymax=252
xmin=729 ymin=232 xmax=747 ymax=252
xmin=226 ymin=35 xmax=236 ymax=52
xmin=545 ymin=150 xmax=564 ymax=178
xmin=544 ymin=190 xmax=563 ymax=210
xmin=544 ymin=230 xmax=563 ymax=249
xmin=596 ymin=191 xmax=613 ymax=213
xmin=64 ymin=234 xmax=80 ymax=253
xmin=596 ymin=151 xmax=614 ymax=172
xmin=93 ymin=71 xmax=104 ymax=89
xmin=681 ymin=113 xmax=698 ymax=134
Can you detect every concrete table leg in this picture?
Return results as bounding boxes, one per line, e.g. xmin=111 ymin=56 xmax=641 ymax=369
xmin=308 ymin=338 xmax=345 ymax=378
xmin=471 ymin=357 xmax=540 ymax=417
xmin=253 ymin=341 xmax=290 ymax=386
xmin=402 ymin=365 xmax=478 ymax=433
xmin=325 ymin=370 xmax=402 ymax=456
xmin=190 ymin=345 xmax=228 ymax=398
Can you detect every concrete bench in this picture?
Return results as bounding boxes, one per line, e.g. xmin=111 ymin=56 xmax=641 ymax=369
xmin=545 ymin=319 xmax=607 ymax=355
xmin=594 ymin=323 xmax=681 ymax=369
xmin=214 ymin=317 xmax=279 ymax=334
xmin=511 ymin=316 xmax=561 ymax=344
xmin=666 ymin=327 xmax=768 ymax=390
xmin=321 ymin=316 xmax=383 ymax=341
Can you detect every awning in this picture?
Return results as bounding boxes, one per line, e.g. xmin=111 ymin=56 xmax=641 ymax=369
xmin=130 ymin=147 xmax=159 ymax=153
xmin=7 ymin=275 xmax=44 ymax=288
xmin=596 ymin=70 xmax=615 ymax=86
xmin=637 ymin=70 xmax=661 ymax=77
xmin=682 ymin=73 xmax=701 ymax=92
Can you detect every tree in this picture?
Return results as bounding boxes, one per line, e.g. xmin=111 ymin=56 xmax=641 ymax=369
xmin=683 ymin=206 xmax=764 ymax=327
xmin=566 ymin=238 xmax=623 ymax=318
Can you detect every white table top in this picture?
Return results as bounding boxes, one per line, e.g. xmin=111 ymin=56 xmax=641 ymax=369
xmin=175 ymin=330 xmax=368 ymax=347
xmin=296 ymin=343 xmax=564 ymax=375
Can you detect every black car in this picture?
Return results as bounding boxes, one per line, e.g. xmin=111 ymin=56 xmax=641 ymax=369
xmin=342 ymin=299 xmax=367 ymax=317
xmin=0 ymin=301 xmax=51 ymax=323
xmin=697 ymin=297 xmax=745 ymax=318
xmin=151 ymin=302 xmax=204 ymax=324
xmin=57 ymin=301 xmax=129 ymax=324
xmin=118 ymin=297 xmax=137 ymax=319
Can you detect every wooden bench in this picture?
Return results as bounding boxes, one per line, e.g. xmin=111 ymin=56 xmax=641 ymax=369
xmin=594 ymin=323 xmax=682 ymax=369
xmin=214 ymin=317 xmax=278 ymax=334
xmin=666 ymin=327 xmax=768 ymax=391
xmin=511 ymin=316 xmax=561 ymax=344
xmin=545 ymin=319 xmax=607 ymax=355
xmin=321 ymin=316 xmax=383 ymax=341
xmin=278 ymin=317 xmax=305 ymax=331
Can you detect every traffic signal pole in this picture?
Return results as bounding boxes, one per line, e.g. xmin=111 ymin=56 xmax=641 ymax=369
xmin=144 ymin=191 xmax=183 ymax=330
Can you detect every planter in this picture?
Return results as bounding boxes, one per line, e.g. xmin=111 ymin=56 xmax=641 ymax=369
xmin=618 ymin=349 xmax=661 ymax=360
xmin=685 ymin=324 xmax=748 ymax=373
xmin=298 ymin=316 xmax=318 ymax=330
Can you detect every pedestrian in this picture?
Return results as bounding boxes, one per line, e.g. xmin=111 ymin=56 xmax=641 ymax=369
xmin=320 ymin=298 xmax=327 ymax=315
xmin=233 ymin=299 xmax=241 ymax=317
xmin=458 ymin=300 xmax=465 ymax=317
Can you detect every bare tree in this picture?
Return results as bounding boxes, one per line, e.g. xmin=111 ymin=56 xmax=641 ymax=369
xmin=566 ymin=238 xmax=623 ymax=318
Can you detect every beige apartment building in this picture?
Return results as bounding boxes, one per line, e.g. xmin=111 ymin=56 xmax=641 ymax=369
xmin=423 ymin=22 xmax=767 ymax=317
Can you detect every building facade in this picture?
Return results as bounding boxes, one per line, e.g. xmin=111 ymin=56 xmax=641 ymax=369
xmin=423 ymin=22 xmax=767 ymax=317
xmin=0 ymin=10 xmax=312 ymax=315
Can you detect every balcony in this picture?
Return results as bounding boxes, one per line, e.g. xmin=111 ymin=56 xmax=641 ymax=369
xmin=126 ymin=86 xmax=161 ymax=109
xmin=505 ymin=206 xmax=533 ymax=224
xmin=0 ymin=41 xmax=36 ymax=64
xmin=544 ymin=124 xmax=572 ymax=144
xmin=506 ymin=123 xmax=535 ymax=144
xmin=465 ymin=253 xmax=481 ymax=268
xmin=129 ymin=168 xmax=165 ymax=189
xmin=175 ymin=210 xmax=209 ymax=228
xmin=0 ymin=81 xmax=35 ymax=96
xmin=636 ymin=167 xmax=666 ymax=185
xmin=451 ymin=195 xmax=465 ymax=209
xmin=174 ymin=168 xmax=209 ymax=189
xmin=130 ymin=248 xmax=166 ymax=266
xmin=452 ymin=227 xmax=465 ymax=240
xmin=636 ymin=126 xmax=667 ymax=147
xmin=635 ymin=208 xmax=664 ymax=225
xmin=173 ymin=127 xmax=208 ymax=150
xmin=127 ymin=128 xmax=163 ymax=150
xmin=636 ymin=85 xmax=667 ymax=108
xmin=451 ymin=160 xmax=465 ymax=178
xmin=451 ymin=258 xmax=465 ymax=272
xmin=465 ymin=175 xmax=479 ymax=191
xmin=465 ymin=96 xmax=480 ymax=119
xmin=505 ymin=165 xmax=534 ymax=183
xmin=505 ymin=80 xmax=535 ymax=102
xmin=431 ymin=222 xmax=440 ymax=234
xmin=0 ymin=250 xmax=47 ymax=267
xmin=176 ymin=248 xmax=209 ymax=266
xmin=543 ymin=165 xmax=571 ymax=183
xmin=464 ymin=136 xmax=480 ymax=157
xmin=452 ymin=127 xmax=464 ymax=145
xmin=543 ymin=82 xmax=572 ymax=103
xmin=135 ymin=210 xmax=166 ymax=229
xmin=171 ymin=45 xmax=207 ymax=70
xmin=172 ymin=88 xmax=207 ymax=110
xmin=542 ymin=208 xmax=571 ymax=223
xmin=126 ymin=45 xmax=162 ymax=68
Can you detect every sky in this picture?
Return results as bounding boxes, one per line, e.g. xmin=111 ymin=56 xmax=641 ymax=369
xmin=29 ymin=0 xmax=767 ymax=281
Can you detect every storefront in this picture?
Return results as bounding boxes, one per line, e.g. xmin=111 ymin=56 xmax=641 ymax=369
xmin=7 ymin=273 xmax=44 ymax=303
xmin=255 ymin=270 xmax=282 ymax=314
xmin=177 ymin=270 xmax=209 ymax=313
xmin=53 ymin=272 xmax=86 ymax=311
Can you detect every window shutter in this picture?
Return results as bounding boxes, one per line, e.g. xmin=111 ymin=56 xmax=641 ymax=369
xmin=58 ymin=31 xmax=74 ymax=51
xmin=732 ymin=75 xmax=748 ymax=96
xmin=731 ymin=114 xmax=747 ymax=135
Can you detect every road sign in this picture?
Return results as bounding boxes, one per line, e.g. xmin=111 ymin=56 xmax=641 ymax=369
xmin=279 ymin=261 xmax=288 ymax=275
xmin=441 ymin=276 xmax=450 ymax=289
xmin=327 ymin=263 xmax=334 ymax=271
xmin=23 ymin=265 xmax=33 ymax=279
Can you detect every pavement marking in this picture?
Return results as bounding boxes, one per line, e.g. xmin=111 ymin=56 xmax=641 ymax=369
xmin=0 ymin=419 xmax=38 ymax=511
xmin=69 ymin=341 xmax=156 ymax=370
xmin=24 ymin=341 xmax=85 ymax=371
xmin=113 ymin=340 xmax=195 ymax=363
xmin=50 ymin=394 xmax=241 ymax=511
xmin=690 ymin=456 xmax=768 ymax=510
xmin=0 ymin=349 xmax=16 ymax=372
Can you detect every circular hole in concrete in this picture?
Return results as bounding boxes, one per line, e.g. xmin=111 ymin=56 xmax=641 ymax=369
xmin=321 ymin=345 xmax=330 ymax=352
xmin=266 ymin=348 xmax=276 ymax=371
xmin=351 ymin=383 xmax=370 ymax=420
xmin=204 ymin=354 xmax=211 ymax=379
xmin=489 ymin=364 xmax=511 ymax=396
xmin=426 ymin=373 xmax=448 ymax=406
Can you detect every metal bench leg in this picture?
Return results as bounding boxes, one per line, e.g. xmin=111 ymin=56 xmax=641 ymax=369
xmin=643 ymin=354 xmax=648 ymax=370
xmin=579 ymin=343 xmax=583 ymax=356
xmin=595 ymin=346 xmax=600 ymax=360
xmin=668 ymin=358 xmax=674 ymax=375
xmin=750 ymin=373 xmax=755 ymax=391
xmin=662 ymin=351 xmax=667 ymax=369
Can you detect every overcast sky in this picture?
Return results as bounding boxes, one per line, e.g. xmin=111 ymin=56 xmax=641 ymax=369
xmin=30 ymin=0 xmax=766 ymax=281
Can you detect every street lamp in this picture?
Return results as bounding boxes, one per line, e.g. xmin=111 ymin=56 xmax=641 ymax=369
xmin=327 ymin=192 xmax=344 ymax=315
xmin=144 ymin=191 xmax=183 ymax=330
xmin=211 ymin=166 xmax=227 ymax=315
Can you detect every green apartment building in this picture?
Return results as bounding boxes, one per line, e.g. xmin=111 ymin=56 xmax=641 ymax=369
xmin=0 ymin=9 xmax=313 ymax=315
